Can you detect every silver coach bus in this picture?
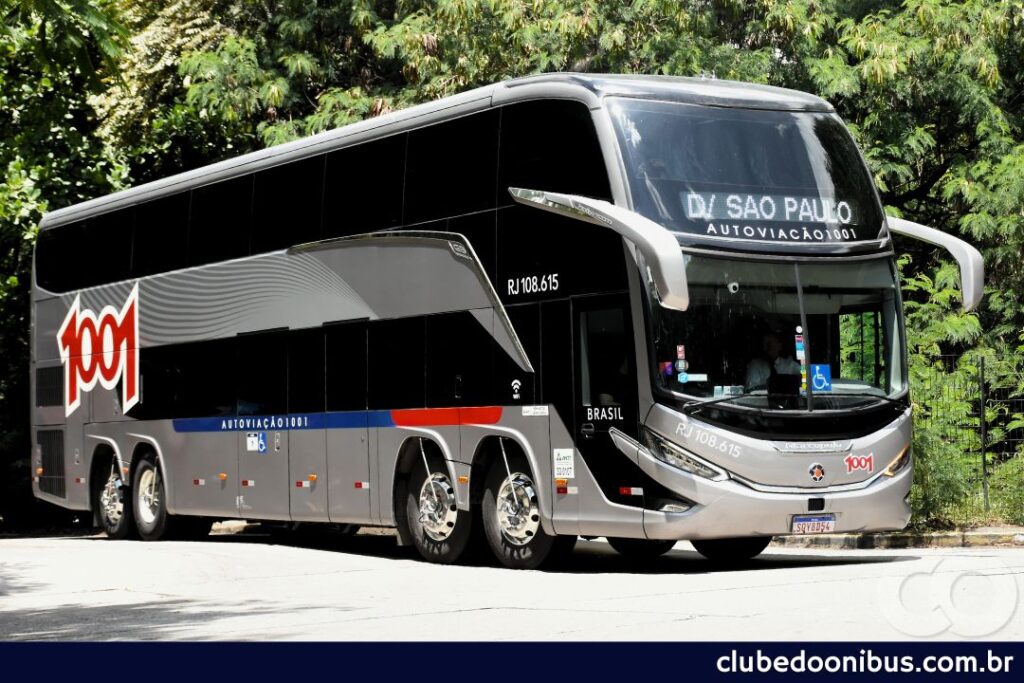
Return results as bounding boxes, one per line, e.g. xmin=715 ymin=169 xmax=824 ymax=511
xmin=31 ymin=74 xmax=983 ymax=568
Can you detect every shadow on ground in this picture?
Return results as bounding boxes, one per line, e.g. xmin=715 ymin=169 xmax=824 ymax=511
xmin=97 ymin=524 xmax=917 ymax=576
xmin=0 ymin=598 xmax=311 ymax=640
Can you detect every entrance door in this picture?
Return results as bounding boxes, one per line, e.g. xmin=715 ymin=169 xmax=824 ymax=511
xmin=571 ymin=293 xmax=644 ymax=508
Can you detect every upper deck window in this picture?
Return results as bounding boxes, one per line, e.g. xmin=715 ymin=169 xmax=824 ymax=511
xmin=609 ymin=98 xmax=884 ymax=246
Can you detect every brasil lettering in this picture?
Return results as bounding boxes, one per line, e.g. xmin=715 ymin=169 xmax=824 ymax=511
xmin=586 ymin=406 xmax=623 ymax=421
xmin=57 ymin=284 xmax=139 ymax=417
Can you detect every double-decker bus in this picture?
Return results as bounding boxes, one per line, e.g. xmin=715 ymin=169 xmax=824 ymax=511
xmin=31 ymin=74 xmax=983 ymax=568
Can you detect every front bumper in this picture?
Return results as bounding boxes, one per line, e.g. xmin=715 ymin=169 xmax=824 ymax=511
xmin=637 ymin=445 xmax=913 ymax=541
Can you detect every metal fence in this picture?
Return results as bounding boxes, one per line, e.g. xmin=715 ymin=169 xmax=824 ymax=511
xmin=915 ymin=353 xmax=1024 ymax=522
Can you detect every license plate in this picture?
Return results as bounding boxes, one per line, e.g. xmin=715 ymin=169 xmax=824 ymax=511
xmin=791 ymin=514 xmax=836 ymax=534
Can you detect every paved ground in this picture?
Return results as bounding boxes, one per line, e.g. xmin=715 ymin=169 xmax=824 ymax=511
xmin=1 ymin=528 xmax=1022 ymax=641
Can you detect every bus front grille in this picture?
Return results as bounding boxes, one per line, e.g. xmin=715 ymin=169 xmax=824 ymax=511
xmin=37 ymin=430 xmax=66 ymax=498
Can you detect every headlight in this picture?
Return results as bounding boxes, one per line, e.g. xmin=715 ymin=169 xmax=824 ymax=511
xmin=883 ymin=445 xmax=912 ymax=477
xmin=642 ymin=428 xmax=728 ymax=481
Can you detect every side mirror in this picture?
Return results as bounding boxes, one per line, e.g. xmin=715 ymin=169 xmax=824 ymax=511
xmin=886 ymin=216 xmax=984 ymax=312
xmin=509 ymin=188 xmax=689 ymax=311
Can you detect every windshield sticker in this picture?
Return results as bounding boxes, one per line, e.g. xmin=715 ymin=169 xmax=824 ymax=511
xmin=677 ymin=372 xmax=708 ymax=384
xmin=659 ymin=361 xmax=674 ymax=377
xmin=675 ymin=359 xmax=688 ymax=372
xmin=810 ymin=364 xmax=832 ymax=392
xmin=676 ymin=345 xmax=686 ymax=359
xmin=681 ymin=192 xmax=862 ymax=242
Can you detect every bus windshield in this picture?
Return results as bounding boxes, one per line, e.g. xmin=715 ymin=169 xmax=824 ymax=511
xmin=648 ymin=254 xmax=906 ymax=411
xmin=609 ymin=97 xmax=885 ymax=245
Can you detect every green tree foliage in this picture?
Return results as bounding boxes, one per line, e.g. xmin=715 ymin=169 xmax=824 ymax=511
xmin=0 ymin=0 xmax=127 ymax=527
xmin=88 ymin=0 xmax=243 ymax=182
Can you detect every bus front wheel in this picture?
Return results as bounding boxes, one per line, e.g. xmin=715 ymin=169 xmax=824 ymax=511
xmin=405 ymin=457 xmax=472 ymax=564
xmin=691 ymin=536 xmax=772 ymax=562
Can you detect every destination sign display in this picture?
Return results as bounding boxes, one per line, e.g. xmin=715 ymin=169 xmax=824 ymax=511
xmin=679 ymin=191 xmax=870 ymax=244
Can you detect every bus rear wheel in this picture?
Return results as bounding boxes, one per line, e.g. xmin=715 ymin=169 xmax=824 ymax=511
xmin=691 ymin=536 xmax=771 ymax=562
xmin=94 ymin=460 xmax=135 ymax=539
xmin=607 ymin=537 xmax=676 ymax=558
xmin=481 ymin=457 xmax=573 ymax=569
xmin=405 ymin=457 xmax=472 ymax=564
xmin=133 ymin=455 xmax=171 ymax=541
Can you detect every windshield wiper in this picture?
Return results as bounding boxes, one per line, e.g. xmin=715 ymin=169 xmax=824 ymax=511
xmin=823 ymin=392 xmax=907 ymax=409
xmin=681 ymin=391 xmax=764 ymax=415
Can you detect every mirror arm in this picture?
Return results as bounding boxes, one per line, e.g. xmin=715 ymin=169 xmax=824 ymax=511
xmin=886 ymin=216 xmax=984 ymax=312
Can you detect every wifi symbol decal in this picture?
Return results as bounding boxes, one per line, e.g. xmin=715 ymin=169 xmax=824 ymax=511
xmin=511 ymin=378 xmax=522 ymax=400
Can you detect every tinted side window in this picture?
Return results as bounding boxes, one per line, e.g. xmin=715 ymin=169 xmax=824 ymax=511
xmin=188 ymin=175 xmax=253 ymax=266
xmin=288 ymin=328 xmax=325 ymax=413
xmin=498 ymin=100 xmax=611 ymax=206
xmin=368 ymin=318 xmax=424 ymax=409
xmin=177 ymin=339 xmax=236 ymax=418
xmin=236 ymin=332 xmax=287 ymax=415
xmin=405 ymin=110 xmax=499 ymax=224
xmin=496 ymin=204 xmax=627 ymax=302
xmin=35 ymin=224 xmax=78 ymax=292
xmin=326 ymin=322 xmax=367 ymax=411
xmin=323 ymin=135 xmax=406 ymax=238
xmin=84 ymin=211 xmax=134 ymax=287
xmin=252 ymin=156 xmax=325 ymax=253
xmin=128 ymin=344 xmax=183 ymax=420
xmin=425 ymin=311 xmax=494 ymax=407
xmin=40 ymin=213 xmax=134 ymax=291
xmin=133 ymin=194 xmax=189 ymax=277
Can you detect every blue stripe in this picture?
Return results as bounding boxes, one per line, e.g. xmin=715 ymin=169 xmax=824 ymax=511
xmin=172 ymin=410 xmax=395 ymax=433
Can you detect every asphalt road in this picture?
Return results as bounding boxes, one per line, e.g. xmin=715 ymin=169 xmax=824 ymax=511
xmin=1 ymin=528 xmax=1021 ymax=641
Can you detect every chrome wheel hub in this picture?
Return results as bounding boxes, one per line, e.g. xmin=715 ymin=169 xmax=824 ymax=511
xmin=99 ymin=464 xmax=123 ymax=526
xmin=418 ymin=473 xmax=458 ymax=541
xmin=496 ymin=472 xmax=540 ymax=546
xmin=137 ymin=468 xmax=161 ymax=525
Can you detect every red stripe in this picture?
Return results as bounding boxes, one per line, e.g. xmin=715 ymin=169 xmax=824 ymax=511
xmin=390 ymin=406 xmax=502 ymax=427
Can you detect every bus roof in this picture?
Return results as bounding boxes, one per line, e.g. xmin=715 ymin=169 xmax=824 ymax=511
xmin=39 ymin=73 xmax=833 ymax=231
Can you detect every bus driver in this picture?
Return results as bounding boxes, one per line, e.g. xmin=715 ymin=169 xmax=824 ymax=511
xmin=745 ymin=330 xmax=801 ymax=390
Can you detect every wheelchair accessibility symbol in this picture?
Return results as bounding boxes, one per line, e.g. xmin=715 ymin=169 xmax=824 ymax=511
xmin=810 ymin=364 xmax=832 ymax=392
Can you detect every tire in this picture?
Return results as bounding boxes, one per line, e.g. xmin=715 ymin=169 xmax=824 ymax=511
xmin=691 ymin=536 xmax=772 ymax=562
xmin=405 ymin=456 xmax=472 ymax=564
xmin=132 ymin=454 xmax=170 ymax=541
xmin=607 ymin=537 xmax=676 ymax=558
xmin=481 ymin=455 xmax=571 ymax=569
xmin=93 ymin=458 xmax=135 ymax=540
